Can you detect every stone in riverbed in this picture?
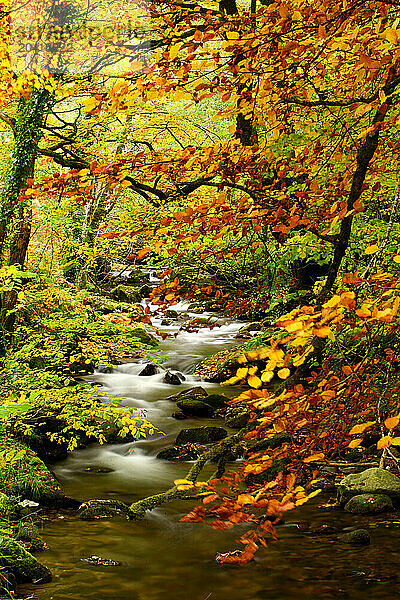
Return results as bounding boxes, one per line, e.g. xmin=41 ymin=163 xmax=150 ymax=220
xmin=79 ymin=499 xmax=130 ymax=520
xmin=176 ymin=398 xmax=215 ymax=417
xmin=164 ymin=387 xmax=208 ymax=401
xmin=81 ymin=555 xmax=120 ymax=567
xmin=156 ymin=443 xmax=203 ymax=461
xmin=203 ymin=394 xmax=228 ymax=409
xmin=338 ymin=529 xmax=371 ymax=545
xmin=138 ymin=363 xmax=157 ymax=376
xmin=176 ymin=426 xmax=227 ymax=446
xmin=0 ymin=538 xmax=52 ymax=583
xmin=337 ymin=468 xmax=400 ymax=506
xmin=162 ymin=371 xmax=183 ymax=385
xmin=344 ymin=493 xmax=393 ymax=514
xmin=224 ymin=404 xmax=250 ymax=428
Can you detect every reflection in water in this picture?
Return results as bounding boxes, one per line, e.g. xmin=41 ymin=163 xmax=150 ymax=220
xmin=23 ymin=300 xmax=400 ymax=600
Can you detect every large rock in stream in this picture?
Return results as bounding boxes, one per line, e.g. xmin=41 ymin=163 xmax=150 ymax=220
xmin=0 ymin=538 xmax=51 ymax=584
xmin=176 ymin=426 xmax=227 ymax=446
xmin=337 ymin=468 xmax=400 ymax=505
xmin=344 ymin=493 xmax=393 ymax=514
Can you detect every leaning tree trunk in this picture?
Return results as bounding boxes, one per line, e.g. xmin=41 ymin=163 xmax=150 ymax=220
xmin=0 ymin=88 xmax=50 ymax=352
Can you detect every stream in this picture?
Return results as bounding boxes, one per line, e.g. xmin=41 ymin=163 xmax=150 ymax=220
xmin=24 ymin=292 xmax=400 ymax=600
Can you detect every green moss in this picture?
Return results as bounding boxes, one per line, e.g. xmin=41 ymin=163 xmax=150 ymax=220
xmin=14 ymin=522 xmax=45 ymax=552
xmin=344 ymin=493 xmax=393 ymax=514
xmin=338 ymin=529 xmax=371 ymax=545
xmin=0 ymin=438 xmax=63 ymax=503
xmin=0 ymin=538 xmax=51 ymax=583
xmin=79 ymin=499 xmax=130 ymax=520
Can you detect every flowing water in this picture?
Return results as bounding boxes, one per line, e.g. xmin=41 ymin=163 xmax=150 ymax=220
xmin=24 ymin=295 xmax=400 ymax=600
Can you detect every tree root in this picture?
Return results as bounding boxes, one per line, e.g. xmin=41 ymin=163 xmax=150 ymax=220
xmin=128 ymin=431 xmax=245 ymax=520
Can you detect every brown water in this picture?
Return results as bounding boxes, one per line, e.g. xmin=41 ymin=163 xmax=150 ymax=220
xmin=23 ymin=301 xmax=400 ymax=600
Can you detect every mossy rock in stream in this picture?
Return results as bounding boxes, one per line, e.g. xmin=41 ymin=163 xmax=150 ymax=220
xmin=0 ymin=494 xmax=21 ymax=520
xmin=337 ymin=468 xmax=400 ymax=506
xmin=14 ymin=522 xmax=46 ymax=552
xmin=203 ymin=394 xmax=228 ymax=409
xmin=0 ymin=438 xmax=63 ymax=504
xmin=0 ymin=538 xmax=51 ymax=584
xmin=176 ymin=398 xmax=215 ymax=417
xmin=193 ymin=346 xmax=246 ymax=382
xmin=156 ymin=443 xmax=204 ymax=461
xmin=176 ymin=427 xmax=227 ymax=446
xmin=338 ymin=529 xmax=371 ymax=545
xmin=79 ymin=499 xmax=131 ymax=520
xmin=344 ymin=493 xmax=393 ymax=514
xmin=110 ymin=285 xmax=142 ymax=304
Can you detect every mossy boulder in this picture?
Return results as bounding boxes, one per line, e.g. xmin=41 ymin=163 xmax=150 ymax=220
xmin=79 ymin=499 xmax=130 ymax=520
xmin=344 ymin=493 xmax=393 ymax=514
xmin=164 ymin=387 xmax=208 ymax=402
xmin=0 ymin=538 xmax=51 ymax=583
xmin=110 ymin=285 xmax=142 ymax=304
xmin=0 ymin=438 xmax=63 ymax=504
xmin=203 ymin=394 xmax=228 ymax=409
xmin=194 ymin=346 xmax=245 ymax=382
xmin=176 ymin=426 xmax=227 ymax=446
xmin=0 ymin=494 xmax=20 ymax=520
xmin=129 ymin=326 xmax=158 ymax=347
xmin=337 ymin=468 xmax=400 ymax=506
xmin=156 ymin=443 xmax=203 ymax=461
xmin=338 ymin=529 xmax=371 ymax=545
xmin=225 ymin=403 xmax=250 ymax=429
xmin=14 ymin=522 xmax=46 ymax=552
xmin=176 ymin=398 xmax=215 ymax=417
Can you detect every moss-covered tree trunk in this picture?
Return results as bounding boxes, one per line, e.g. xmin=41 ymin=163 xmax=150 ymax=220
xmin=0 ymin=88 xmax=50 ymax=351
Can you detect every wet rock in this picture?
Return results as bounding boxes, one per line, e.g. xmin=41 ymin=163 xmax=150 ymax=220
xmin=225 ymin=403 xmax=250 ymax=428
xmin=165 ymin=309 xmax=178 ymax=319
xmin=81 ymin=555 xmax=120 ymax=567
xmin=161 ymin=319 xmax=172 ymax=326
xmin=176 ymin=398 xmax=215 ymax=417
xmin=79 ymin=499 xmax=130 ymax=520
xmin=156 ymin=443 xmax=203 ymax=461
xmin=140 ymin=285 xmax=151 ymax=298
xmin=176 ymin=426 xmax=227 ymax=446
xmin=203 ymin=394 xmax=227 ymax=409
xmin=338 ymin=529 xmax=371 ymax=545
xmin=344 ymin=493 xmax=393 ymax=514
xmin=0 ymin=538 xmax=52 ymax=583
xmin=14 ymin=522 xmax=46 ymax=552
xmin=162 ymin=371 xmax=182 ymax=385
xmin=0 ymin=494 xmax=21 ymax=519
xmin=96 ymin=364 xmax=115 ymax=374
xmin=172 ymin=412 xmax=189 ymax=420
xmin=337 ymin=468 xmax=400 ymax=505
xmin=138 ymin=363 xmax=157 ymax=376
xmin=129 ymin=326 xmax=158 ymax=346
xmin=164 ymin=387 xmax=208 ymax=401
xmin=110 ymin=284 xmax=142 ymax=304
xmin=310 ymin=524 xmax=338 ymax=535
xmin=82 ymin=466 xmax=114 ymax=474
xmin=235 ymin=322 xmax=263 ymax=338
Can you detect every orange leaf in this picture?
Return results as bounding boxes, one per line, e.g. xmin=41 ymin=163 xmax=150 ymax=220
xmin=349 ymin=421 xmax=376 ymax=435
xmin=377 ymin=436 xmax=392 ymax=450
xmin=303 ymin=452 xmax=324 ymax=463
xmin=348 ymin=438 xmax=363 ymax=448
xmin=384 ymin=416 xmax=400 ymax=430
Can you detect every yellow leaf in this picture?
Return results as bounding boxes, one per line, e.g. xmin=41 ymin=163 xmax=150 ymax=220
xmin=174 ymin=479 xmax=193 ymax=486
xmin=226 ymin=31 xmax=240 ymax=40
xmin=390 ymin=437 xmax=400 ymax=446
xmin=377 ymin=436 xmax=392 ymax=450
xmin=236 ymin=367 xmax=248 ymax=378
xmin=277 ymin=368 xmax=290 ymax=380
xmin=313 ymin=326 xmax=331 ymax=338
xmin=237 ymin=354 xmax=248 ymax=364
xmin=261 ymin=370 xmax=274 ymax=383
xmin=292 ymin=10 xmax=302 ymax=20
xmin=165 ymin=293 xmax=175 ymax=301
xmin=348 ymin=438 xmax=363 ymax=448
xmin=17 ymin=291 xmax=25 ymax=301
xmin=246 ymin=350 xmax=259 ymax=360
xmin=248 ymin=375 xmax=262 ymax=388
xmin=170 ymin=44 xmax=180 ymax=60
xmin=120 ymin=180 xmax=132 ymax=188
xmin=303 ymin=452 xmax=324 ymax=463
xmin=349 ymin=421 xmax=376 ymax=435
xmin=384 ymin=416 xmax=400 ymax=430
xmin=364 ymin=244 xmax=379 ymax=255
xmin=83 ymin=97 xmax=99 ymax=112
xmin=393 ymin=255 xmax=400 ymax=264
